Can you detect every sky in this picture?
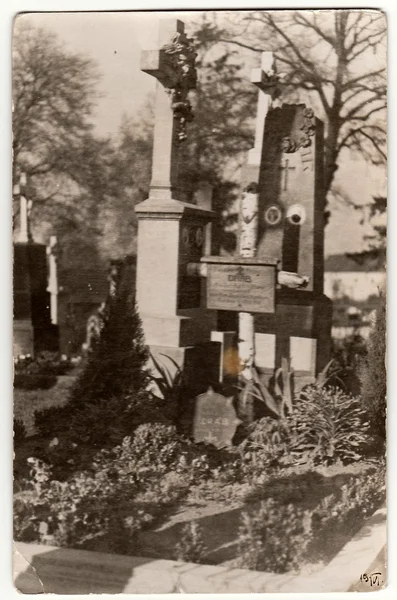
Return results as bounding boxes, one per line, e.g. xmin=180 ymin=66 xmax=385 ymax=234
xmin=14 ymin=10 xmax=387 ymax=257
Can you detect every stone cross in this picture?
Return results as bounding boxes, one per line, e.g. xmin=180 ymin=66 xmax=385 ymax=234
xmin=14 ymin=173 xmax=29 ymax=243
xmin=247 ymin=52 xmax=283 ymax=168
xmin=140 ymin=19 xmax=197 ymax=201
xmin=279 ymin=158 xmax=296 ymax=191
xmin=239 ymin=52 xmax=283 ymax=385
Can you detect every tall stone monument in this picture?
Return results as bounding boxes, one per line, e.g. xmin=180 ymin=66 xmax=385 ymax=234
xmin=13 ymin=176 xmax=59 ymax=357
xmin=135 ymin=19 xmax=219 ymax=393
xmin=253 ymin=103 xmax=332 ymax=385
xmin=236 ymin=101 xmax=332 ymax=388
xmin=216 ymin=54 xmax=332 ymax=391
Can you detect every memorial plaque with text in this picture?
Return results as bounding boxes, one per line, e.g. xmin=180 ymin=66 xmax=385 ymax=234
xmin=207 ymin=263 xmax=275 ymax=313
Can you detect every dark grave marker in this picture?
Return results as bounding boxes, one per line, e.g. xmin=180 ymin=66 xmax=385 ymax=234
xmin=193 ymin=387 xmax=242 ymax=448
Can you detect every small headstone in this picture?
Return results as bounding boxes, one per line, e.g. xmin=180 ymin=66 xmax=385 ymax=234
xmin=193 ymin=387 xmax=242 ymax=448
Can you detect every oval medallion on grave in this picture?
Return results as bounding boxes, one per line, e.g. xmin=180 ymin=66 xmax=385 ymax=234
xmin=264 ymin=204 xmax=283 ymax=226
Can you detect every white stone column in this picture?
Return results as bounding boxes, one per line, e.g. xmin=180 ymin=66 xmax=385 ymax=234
xmin=47 ymin=235 xmax=58 ymax=325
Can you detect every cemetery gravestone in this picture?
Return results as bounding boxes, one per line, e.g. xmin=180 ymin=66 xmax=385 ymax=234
xmin=135 ymin=18 xmax=219 ymax=395
xmin=244 ymin=102 xmax=332 ymax=385
xmin=193 ymin=387 xmax=242 ymax=448
xmin=13 ymin=179 xmax=59 ymax=356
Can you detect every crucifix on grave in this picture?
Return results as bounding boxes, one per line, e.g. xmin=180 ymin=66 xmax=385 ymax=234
xmin=280 ymin=158 xmax=296 ymax=191
xmin=14 ymin=173 xmax=31 ymax=243
xmin=13 ymin=174 xmax=60 ymax=356
xmin=237 ymin=53 xmax=286 ymax=387
xmin=135 ymin=19 xmax=218 ymax=394
xmin=140 ymin=19 xmax=197 ymax=202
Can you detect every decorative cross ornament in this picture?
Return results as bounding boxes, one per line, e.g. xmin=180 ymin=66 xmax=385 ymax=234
xmin=279 ymin=158 xmax=296 ymax=191
xmin=141 ymin=19 xmax=197 ymax=201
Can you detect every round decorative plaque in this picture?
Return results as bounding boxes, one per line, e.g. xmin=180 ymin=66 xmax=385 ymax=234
xmin=286 ymin=204 xmax=306 ymax=225
xmin=264 ymin=205 xmax=283 ymax=226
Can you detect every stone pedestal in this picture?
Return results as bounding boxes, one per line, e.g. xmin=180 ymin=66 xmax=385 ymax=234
xmin=135 ymin=197 xmax=219 ymax=393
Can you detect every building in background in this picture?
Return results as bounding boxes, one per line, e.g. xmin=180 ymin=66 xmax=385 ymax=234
xmin=324 ymin=253 xmax=385 ymax=339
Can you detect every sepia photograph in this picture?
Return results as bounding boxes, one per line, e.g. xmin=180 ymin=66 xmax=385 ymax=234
xmin=11 ymin=7 xmax=387 ymax=594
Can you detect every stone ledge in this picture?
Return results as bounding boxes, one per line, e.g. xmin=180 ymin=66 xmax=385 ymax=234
xmin=13 ymin=506 xmax=386 ymax=594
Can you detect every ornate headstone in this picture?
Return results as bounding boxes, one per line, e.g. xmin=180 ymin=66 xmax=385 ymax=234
xmin=256 ymin=103 xmax=325 ymax=293
xmin=193 ymin=387 xmax=242 ymax=448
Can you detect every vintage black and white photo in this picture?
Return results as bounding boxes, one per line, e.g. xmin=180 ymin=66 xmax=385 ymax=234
xmin=12 ymin=9 xmax=387 ymax=593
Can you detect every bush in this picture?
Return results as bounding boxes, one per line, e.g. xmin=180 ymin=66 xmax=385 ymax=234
xmin=360 ymin=292 xmax=387 ymax=440
xmin=239 ymin=417 xmax=291 ymax=472
xmin=14 ymin=373 xmax=58 ymax=390
xmin=237 ymin=499 xmax=312 ymax=573
xmin=176 ymin=521 xmax=207 ymax=563
xmin=13 ymin=456 xmax=144 ymax=550
xmin=289 ymin=386 xmax=371 ymax=465
xmin=14 ymin=352 xmax=73 ymax=377
xmin=14 ymin=430 xmax=192 ymax=552
xmin=312 ymin=463 xmax=386 ymax=535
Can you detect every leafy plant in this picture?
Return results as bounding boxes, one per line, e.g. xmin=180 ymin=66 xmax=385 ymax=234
xmin=239 ymin=417 xmax=291 ymax=471
xmin=13 ymin=434 xmax=191 ymax=552
xmin=148 ymin=353 xmax=184 ymax=422
xmin=176 ymin=521 xmax=207 ymax=563
xmin=314 ymin=359 xmax=345 ymax=390
xmin=13 ymin=456 xmax=144 ymax=550
xmin=237 ymin=499 xmax=312 ymax=573
xmin=289 ymin=386 xmax=371 ymax=465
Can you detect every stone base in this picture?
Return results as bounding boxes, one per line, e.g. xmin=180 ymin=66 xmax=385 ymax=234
xmin=13 ymin=320 xmax=34 ymax=357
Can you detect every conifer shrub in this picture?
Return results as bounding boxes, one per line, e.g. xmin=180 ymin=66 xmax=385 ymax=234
xmin=360 ymin=292 xmax=387 ymax=440
xmin=69 ymin=286 xmax=149 ymax=406
xmin=34 ymin=285 xmax=155 ymax=452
